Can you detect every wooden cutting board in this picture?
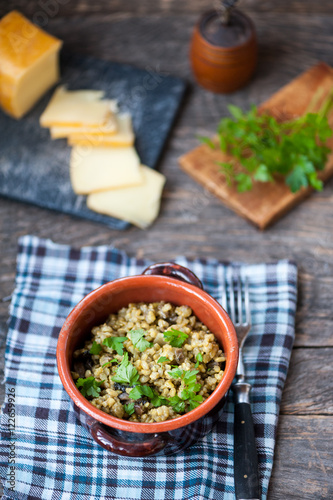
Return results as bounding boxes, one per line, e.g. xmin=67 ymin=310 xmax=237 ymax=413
xmin=179 ymin=62 xmax=333 ymax=229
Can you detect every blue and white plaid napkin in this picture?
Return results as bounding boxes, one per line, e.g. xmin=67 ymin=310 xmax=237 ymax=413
xmin=0 ymin=235 xmax=297 ymax=500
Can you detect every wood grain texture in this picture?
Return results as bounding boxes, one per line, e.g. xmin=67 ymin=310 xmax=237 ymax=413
xmin=0 ymin=3 xmax=333 ymax=499
xmin=1 ymin=0 xmax=333 ymax=18
xmin=281 ymin=349 xmax=333 ymax=415
xmin=268 ymin=416 xmax=333 ymax=499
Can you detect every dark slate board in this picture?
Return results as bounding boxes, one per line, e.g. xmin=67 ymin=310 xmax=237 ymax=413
xmin=0 ymin=52 xmax=186 ymax=229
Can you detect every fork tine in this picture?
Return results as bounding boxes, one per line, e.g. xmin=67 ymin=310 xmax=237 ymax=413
xmin=237 ymin=276 xmax=243 ymax=325
xmin=228 ymin=269 xmax=236 ymax=324
xmin=244 ymin=277 xmax=251 ymax=325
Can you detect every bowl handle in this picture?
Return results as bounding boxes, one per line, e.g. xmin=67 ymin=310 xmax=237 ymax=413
xmin=142 ymin=262 xmax=203 ymax=289
xmin=89 ymin=421 xmax=166 ymax=457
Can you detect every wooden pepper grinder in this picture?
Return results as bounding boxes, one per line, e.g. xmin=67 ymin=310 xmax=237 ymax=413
xmin=190 ymin=1 xmax=257 ymax=93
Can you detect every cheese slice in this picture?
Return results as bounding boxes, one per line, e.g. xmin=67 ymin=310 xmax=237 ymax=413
xmin=40 ymin=85 xmax=112 ymax=127
xmin=67 ymin=113 xmax=135 ymax=147
xmin=70 ymin=145 xmax=142 ymax=194
xmin=49 ymin=101 xmax=118 ymax=138
xmin=0 ymin=11 xmax=62 ymax=119
xmin=87 ymin=165 xmax=166 ymax=229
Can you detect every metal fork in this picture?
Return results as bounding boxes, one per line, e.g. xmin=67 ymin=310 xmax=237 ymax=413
xmin=222 ymin=274 xmax=260 ymax=500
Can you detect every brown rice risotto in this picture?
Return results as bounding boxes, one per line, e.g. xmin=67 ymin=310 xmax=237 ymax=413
xmin=72 ymin=301 xmax=226 ymax=423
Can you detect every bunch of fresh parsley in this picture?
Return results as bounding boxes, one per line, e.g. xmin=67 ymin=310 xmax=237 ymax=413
xmin=201 ymin=95 xmax=333 ymax=193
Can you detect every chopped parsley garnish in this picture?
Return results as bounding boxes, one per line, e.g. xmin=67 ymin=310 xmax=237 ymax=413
xmin=195 ymin=353 xmax=203 ymax=368
xmin=168 ymin=396 xmax=186 ymax=414
xmin=111 ymin=352 xmax=139 ymax=385
xmin=167 ymin=367 xmax=183 ymax=379
xmin=129 ymin=329 xmax=152 ymax=352
xmin=124 ymin=403 xmax=135 ymax=416
xmin=76 ymin=376 xmax=104 ymax=398
xmin=103 ymin=336 xmax=127 ymax=355
xmin=102 ymin=359 xmax=118 ymax=367
xmin=127 ymin=384 xmax=168 ymax=408
xmin=150 ymin=393 xmax=169 ymax=408
xmin=167 ymin=368 xmax=203 ymax=413
xmin=158 ymin=356 xmax=171 ymax=364
xmin=89 ymin=341 xmax=102 ymax=355
xmin=163 ymin=328 xmax=188 ymax=348
xmin=129 ymin=384 xmax=154 ymax=400
xmin=188 ymin=395 xmax=204 ymax=411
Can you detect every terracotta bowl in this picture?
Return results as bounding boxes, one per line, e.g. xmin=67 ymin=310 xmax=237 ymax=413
xmin=57 ymin=262 xmax=238 ymax=456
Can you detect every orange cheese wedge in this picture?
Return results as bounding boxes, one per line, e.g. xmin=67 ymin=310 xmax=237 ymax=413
xmin=0 ymin=10 xmax=62 ymax=118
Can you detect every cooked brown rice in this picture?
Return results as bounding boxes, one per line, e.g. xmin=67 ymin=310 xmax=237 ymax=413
xmin=72 ymin=301 xmax=226 ymax=423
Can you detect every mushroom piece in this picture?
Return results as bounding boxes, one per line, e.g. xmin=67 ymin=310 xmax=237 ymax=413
xmin=174 ymin=348 xmax=185 ymax=364
xmin=118 ymin=392 xmax=131 ymax=402
xmin=206 ymin=360 xmax=218 ymax=370
xmin=134 ymin=402 xmax=144 ymax=416
xmin=114 ymin=382 xmax=134 ymax=392
xmin=73 ymin=350 xmax=93 ymax=378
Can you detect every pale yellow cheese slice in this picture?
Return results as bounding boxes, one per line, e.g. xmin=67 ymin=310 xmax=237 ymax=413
xmin=49 ymin=102 xmax=118 ymax=138
xmin=70 ymin=145 xmax=142 ymax=194
xmin=87 ymin=165 xmax=166 ymax=229
xmin=67 ymin=113 xmax=135 ymax=147
xmin=40 ymin=85 xmax=112 ymax=127
xmin=0 ymin=11 xmax=62 ymax=119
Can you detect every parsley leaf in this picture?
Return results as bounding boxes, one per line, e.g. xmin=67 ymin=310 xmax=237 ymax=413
xmin=167 ymin=367 xmax=183 ymax=379
xmin=111 ymin=352 xmax=140 ymax=385
xmin=168 ymin=396 xmax=186 ymax=413
xmin=76 ymin=376 xmax=104 ymax=398
xmin=129 ymin=384 xmax=154 ymax=400
xmin=188 ymin=395 xmax=203 ymax=411
xmin=163 ymin=328 xmax=188 ymax=348
xmin=129 ymin=329 xmax=152 ymax=352
xmin=197 ymin=136 xmax=215 ymax=149
xmin=127 ymin=384 xmax=168 ymax=408
xmin=195 ymin=353 xmax=203 ymax=368
xmin=150 ymin=393 xmax=169 ymax=407
xmin=103 ymin=336 xmax=127 ymax=355
xmin=183 ymin=369 xmax=199 ymax=385
xmin=89 ymin=341 xmax=102 ymax=355
xmin=124 ymin=403 xmax=135 ymax=416
xmin=167 ymin=368 xmax=202 ymax=414
xmin=102 ymin=359 xmax=118 ymax=367
xmin=158 ymin=356 xmax=171 ymax=364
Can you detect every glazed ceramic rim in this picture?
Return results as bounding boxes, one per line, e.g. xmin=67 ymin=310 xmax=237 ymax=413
xmin=196 ymin=8 xmax=256 ymax=52
xmin=57 ymin=275 xmax=238 ymax=433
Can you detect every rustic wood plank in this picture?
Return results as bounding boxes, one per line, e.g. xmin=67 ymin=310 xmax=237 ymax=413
xmin=1 ymin=0 xmax=333 ymax=18
xmin=268 ymin=415 xmax=333 ymax=499
xmin=281 ymin=348 xmax=333 ymax=415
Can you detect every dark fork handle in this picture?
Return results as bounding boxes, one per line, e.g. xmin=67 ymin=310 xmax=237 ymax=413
xmin=233 ymin=382 xmax=260 ymax=500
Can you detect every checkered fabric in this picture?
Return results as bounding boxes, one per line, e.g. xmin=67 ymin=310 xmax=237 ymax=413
xmin=0 ymin=235 xmax=298 ymax=500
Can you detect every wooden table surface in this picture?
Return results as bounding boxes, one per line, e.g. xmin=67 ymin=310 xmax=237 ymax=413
xmin=1 ymin=1 xmax=333 ymax=498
